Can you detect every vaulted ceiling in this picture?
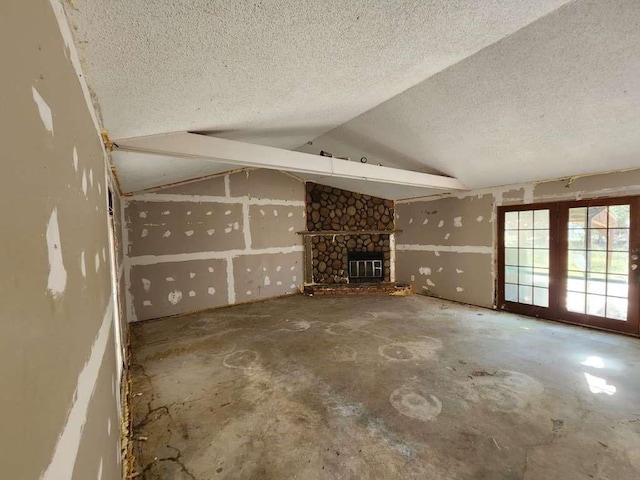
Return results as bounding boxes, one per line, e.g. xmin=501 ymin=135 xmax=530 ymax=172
xmin=66 ymin=0 xmax=640 ymax=196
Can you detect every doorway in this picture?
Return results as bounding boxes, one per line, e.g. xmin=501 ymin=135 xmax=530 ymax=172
xmin=498 ymin=197 xmax=640 ymax=336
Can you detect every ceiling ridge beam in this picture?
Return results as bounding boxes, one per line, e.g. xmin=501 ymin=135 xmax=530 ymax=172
xmin=114 ymin=132 xmax=466 ymax=191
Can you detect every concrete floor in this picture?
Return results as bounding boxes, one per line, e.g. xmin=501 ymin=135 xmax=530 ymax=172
xmin=131 ymin=294 xmax=640 ymax=479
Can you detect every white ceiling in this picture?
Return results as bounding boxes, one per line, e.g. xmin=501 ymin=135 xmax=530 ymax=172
xmin=65 ymin=0 xmax=640 ymax=197
xmin=112 ymin=151 xmax=237 ymax=193
xmin=65 ymin=0 xmax=569 ymax=141
xmin=300 ymin=0 xmax=640 ymax=189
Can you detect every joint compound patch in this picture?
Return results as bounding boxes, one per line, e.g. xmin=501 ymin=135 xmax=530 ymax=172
xmin=32 ymin=86 xmax=53 ymax=134
xmin=81 ymin=170 xmax=87 ymax=195
xmin=453 ymin=217 xmax=463 ymax=227
xmin=418 ymin=267 xmax=431 ymax=276
xmin=141 ymin=278 xmax=151 ymax=292
xmin=80 ymin=251 xmax=86 ymax=278
xmin=390 ymin=386 xmax=442 ymax=422
xmin=167 ymin=290 xmax=182 ymax=305
xmin=46 ymin=209 xmax=66 ymax=297
xmin=72 ymin=147 xmax=78 ymax=172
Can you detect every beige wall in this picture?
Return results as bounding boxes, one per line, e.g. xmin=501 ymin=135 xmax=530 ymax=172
xmin=123 ymin=169 xmax=305 ymax=321
xmin=0 ymin=1 xmax=125 ymax=479
xmin=396 ymin=169 xmax=640 ymax=308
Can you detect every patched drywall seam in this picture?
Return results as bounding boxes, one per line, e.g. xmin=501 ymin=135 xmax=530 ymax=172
xmin=121 ymin=195 xmax=136 ymax=323
xmin=124 ymin=169 xmax=305 ymax=321
xmin=3 ymin=2 xmax=124 ymax=479
xmin=389 ymin=233 xmax=396 ymax=282
xmin=395 ymin=168 xmax=640 ymax=308
xmin=396 ymin=245 xmax=493 ymax=254
xmin=32 ymin=86 xmax=54 ymax=134
xmin=40 ymin=300 xmax=113 ymax=480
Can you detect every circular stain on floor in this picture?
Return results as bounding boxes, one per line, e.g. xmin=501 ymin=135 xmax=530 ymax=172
xmin=289 ymin=320 xmax=311 ymax=331
xmin=223 ymin=350 xmax=258 ymax=369
xmin=380 ymin=345 xmax=414 ymax=360
xmin=330 ymin=345 xmax=357 ymax=362
xmin=463 ymin=370 xmax=544 ymax=411
xmin=324 ymin=324 xmax=352 ymax=336
xmin=390 ymin=386 xmax=442 ymax=421
xmin=378 ymin=337 xmax=442 ymax=362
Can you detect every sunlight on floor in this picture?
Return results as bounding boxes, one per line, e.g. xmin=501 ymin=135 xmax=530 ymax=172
xmin=581 ymin=355 xmax=604 ymax=368
xmin=584 ymin=372 xmax=617 ymax=395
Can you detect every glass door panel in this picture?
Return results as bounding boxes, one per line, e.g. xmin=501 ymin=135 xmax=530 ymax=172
xmin=499 ymin=197 xmax=639 ymax=336
xmin=565 ymin=205 xmax=630 ymax=321
xmin=503 ymin=208 xmax=550 ymax=308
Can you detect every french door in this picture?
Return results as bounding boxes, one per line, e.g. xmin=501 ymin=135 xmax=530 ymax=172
xmin=498 ymin=197 xmax=640 ymax=336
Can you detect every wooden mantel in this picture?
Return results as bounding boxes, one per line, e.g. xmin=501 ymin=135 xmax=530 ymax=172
xmin=297 ymin=229 xmax=402 ymax=236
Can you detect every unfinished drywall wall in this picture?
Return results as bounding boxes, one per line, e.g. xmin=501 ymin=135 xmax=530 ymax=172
xmin=396 ymin=168 xmax=640 ymax=307
xmin=0 ymin=1 xmax=125 ymax=479
xmin=123 ymin=169 xmax=305 ymax=321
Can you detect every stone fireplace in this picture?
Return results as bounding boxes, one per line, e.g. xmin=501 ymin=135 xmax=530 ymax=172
xmin=302 ymin=183 xmax=396 ymax=284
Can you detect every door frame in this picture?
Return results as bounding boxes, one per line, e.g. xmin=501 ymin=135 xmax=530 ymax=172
xmin=497 ymin=196 xmax=640 ymax=337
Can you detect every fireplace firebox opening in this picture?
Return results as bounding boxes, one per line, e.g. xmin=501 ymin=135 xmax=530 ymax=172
xmin=348 ymin=251 xmax=384 ymax=283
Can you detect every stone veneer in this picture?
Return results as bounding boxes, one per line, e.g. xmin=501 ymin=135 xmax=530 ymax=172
xmin=305 ymin=183 xmax=394 ymax=284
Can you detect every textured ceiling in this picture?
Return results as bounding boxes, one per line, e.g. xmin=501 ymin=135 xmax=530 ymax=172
xmin=65 ymin=0 xmax=640 ymax=197
xmin=66 ymin=0 xmax=568 ymax=149
xmin=300 ymin=0 xmax=640 ymax=189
